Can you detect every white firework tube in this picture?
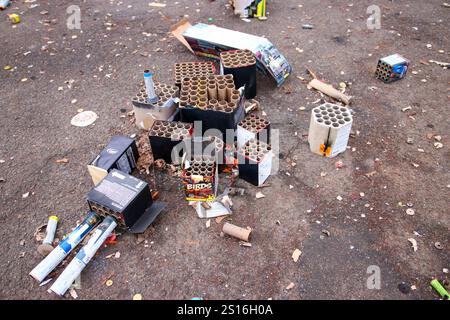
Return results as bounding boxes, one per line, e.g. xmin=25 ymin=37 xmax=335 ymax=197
xmin=49 ymin=217 xmax=117 ymax=296
xmin=43 ymin=216 xmax=58 ymax=245
xmin=29 ymin=212 xmax=100 ymax=283
xmin=143 ymin=70 xmax=158 ymax=104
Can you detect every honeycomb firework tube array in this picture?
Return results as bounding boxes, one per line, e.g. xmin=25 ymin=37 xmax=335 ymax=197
xmin=174 ymin=62 xmax=216 ymax=86
xmin=132 ymin=81 xmax=179 ymax=107
xmin=183 ymin=155 xmax=218 ymax=201
xmin=149 ymin=120 xmax=193 ymax=163
xmin=237 ymin=113 xmax=270 ymax=148
xmin=308 ymin=103 xmax=353 ymax=158
xmin=375 ymin=54 xmax=409 ymax=83
xmin=237 ymin=138 xmax=272 ymax=186
xmin=220 ymin=49 xmax=257 ymax=99
xmin=179 ymin=75 xmax=239 ymax=113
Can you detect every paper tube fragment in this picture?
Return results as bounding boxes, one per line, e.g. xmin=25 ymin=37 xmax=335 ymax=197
xmin=308 ymin=79 xmax=351 ymax=105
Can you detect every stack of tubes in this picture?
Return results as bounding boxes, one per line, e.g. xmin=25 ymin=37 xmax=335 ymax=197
xmin=179 ymin=74 xmax=240 ymax=113
xmin=29 ymin=213 xmax=118 ymax=297
xmin=237 ymin=138 xmax=272 ymax=164
xmin=149 ymin=120 xmax=193 ymax=141
xmin=174 ymin=62 xmax=215 ymax=86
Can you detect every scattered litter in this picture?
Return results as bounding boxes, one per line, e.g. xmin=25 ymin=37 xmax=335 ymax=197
xmin=408 ymin=238 xmax=418 ymax=252
xmin=434 ymin=242 xmax=443 ymax=250
xmin=7 ymin=13 xmax=21 ymax=24
xmin=206 ymin=219 xmax=211 ymax=228
xmin=39 ymin=278 xmax=52 ymax=287
xmin=255 ymin=192 xmax=265 ymax=199
xmin=222 ymin=222 xmax=252 ymax=242
xmin=286 ymin=282 xmax=295 ymax=290
xmin=302 ymin=24 xmax=314 ymax=29
xmin=406 ymin=208 xmax=415 ymax=216
xmin=37 ymin=216 xmax=58 ymax=256
xmin=69 ymin=288 xmax=78 ymax=299
xmin=55 ymin=158 xmax=69 ymax=164
xmin=148 ymin=2 xmax=166 ymax=8
xmin=321 ymin=229 xmax=331 ymax=237
xmin=70 ymin=111 xmax=98 ymax=127
xmin=336 ymin=195 xmax=343 ymax=201
xmin=239 ymin=241 xmax=252 ymax=247
xmin=375 ymin=54 xmax=409 ymax=83
xmin=105 ymin=279 xmax=113 ymax=287
xmin=22 ymin=192 xmax=30 ymax=198
xmin=308 ymin=79 xmax=351 ymax=105
xmin=292 ymin=249 xmax=302 ymax=262
xmin=430 ymin=279 xmax=450 ymax=299
xmin=434 ymin=142 xmax=443 ymax=149
xmin=133 ymin=293 xmax=143 ymax=300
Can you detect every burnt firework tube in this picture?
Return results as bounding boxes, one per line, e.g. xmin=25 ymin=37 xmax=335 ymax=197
xmin=29 ymin=212 xmax=101 ymax=283
xmin=49 ymin=216 xmax=117 ymax=296
xmin=143 ymin=70 xmax=159 ymax=104
xmin=37 ymin=215 xmax=59 ymax=256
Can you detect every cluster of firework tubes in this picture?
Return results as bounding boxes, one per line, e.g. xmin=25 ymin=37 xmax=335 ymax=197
xmin=237 ymin=138 xmax=272 ymax=164
xmin=30 ymin=213 xmax=117 ymax=297
xmin=184 ymin=156 xmax=216 ymax=179
xmin=132 ymin=81 xmax=179 ymax=107
xmin=149 ymin=120 xmax=193 ymax=141
xmin=179 ymin=74 xmax=240 ymax=112
xmin=220 ymin=49 xmax=256 ymax=68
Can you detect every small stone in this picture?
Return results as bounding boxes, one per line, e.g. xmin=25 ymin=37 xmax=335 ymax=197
xmin=406 ymin=208 xmax=415 ymax=216
xmin=406 ymin=137 xmax=414 ymax=144
xmin=336 ymin=195 xmax=343 ymax=201
xmin=434 ymin=142 xmax=443 ymax=149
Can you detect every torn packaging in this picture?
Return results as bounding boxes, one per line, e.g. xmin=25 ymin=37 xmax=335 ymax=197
xmin=87 ymin=136 xmax=139 ymax=185
xmin=86 ymin=170 xmax=165 ymax=233
xmin=171 ymin=20 xmax=292 ymax=86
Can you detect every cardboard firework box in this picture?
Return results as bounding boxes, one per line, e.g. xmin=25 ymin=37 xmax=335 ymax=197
xmin=87 ymin=136 xmax=139 ymax=185
xmin=182 ymin=155 xmax=219 ymax=202
xmin=375 ymin=54 xmax=409 ymax=83
xmin=170 ymin=19 xmax=292 ymax=86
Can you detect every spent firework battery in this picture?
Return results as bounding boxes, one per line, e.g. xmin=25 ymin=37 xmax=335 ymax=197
xmin=179 ymin=75 xmax=245 ymax=137
xmin=182 ymin=156 xmax=218 ymax=201
xmin=149 ymin=120 xmax=193 ymax=163
xmin=132 ymin=81 xmax=180 ymax=130
xmin=171 ymin=21 xmax=292 ymax=86
xmin=308 ymin=103 xmax=353 ymax=158
xmin=49 ymin=216 xmax=118 ymax=297
xmin=29 ymin=212 xmax=101 ymax=283
xmin=86 ymin=169 xmax=165 ymax=233
xmin=87 ymin=136 xmax=139 ymax=186
xmin=174 ymin=62 xmax=216 ymax=86
xmin=220 ymin=49 xmax=257 ymax=99
xmin=236 ymin=113 xmax=270 ymax=148
xmin=375 ymin=54 xmax=409 ymax=83
xmin=237 ymin=138 xmax=272 ymax=186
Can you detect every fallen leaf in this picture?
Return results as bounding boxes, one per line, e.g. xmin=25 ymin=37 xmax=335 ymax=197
xmin=292 ymin=249 xmax=302 ymax=262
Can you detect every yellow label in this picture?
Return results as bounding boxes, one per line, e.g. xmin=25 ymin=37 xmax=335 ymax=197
xmin=49 ymin=215 xmax=59 ymax=221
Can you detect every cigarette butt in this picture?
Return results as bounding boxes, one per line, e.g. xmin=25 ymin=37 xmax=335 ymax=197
xmin=222 ymin=222 xmax=252 ymax=242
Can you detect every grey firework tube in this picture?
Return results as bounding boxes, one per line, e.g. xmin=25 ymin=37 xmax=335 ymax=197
xmin=29 ymin=212 xmax=101 ymax=283
xmin=49 ymin=216 xmax=117 ymax=296
xmin=143 ymin=70 xmax=159 ymax=104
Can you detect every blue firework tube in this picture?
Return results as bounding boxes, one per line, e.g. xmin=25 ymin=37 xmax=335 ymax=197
xmin=49 ymin=216 xmax=117 ymax=296
xmin=29 ymin=212 xmax=101 ymax=283
xmin=143 ymin=70 xmax=158 ymax=104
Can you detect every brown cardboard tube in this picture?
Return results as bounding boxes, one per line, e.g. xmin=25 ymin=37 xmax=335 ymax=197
xmin=222 ymin=222 xmax=251 ymax=241
xmin=226 ymin=84 xmax=234 ymax=102
xmin=308 ymin=79 xmax=351 ymax=105
xmin=218 ymin=85 xmax=226 ymax=101
xmin=207 ymin=85 xmax=217 ymax=100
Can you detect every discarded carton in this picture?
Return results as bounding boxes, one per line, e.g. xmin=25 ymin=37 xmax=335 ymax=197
xmin=170 ymin=19 xmax=292 ymax=86
xmin=87 ymin=136 xmax=139 ymax=185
